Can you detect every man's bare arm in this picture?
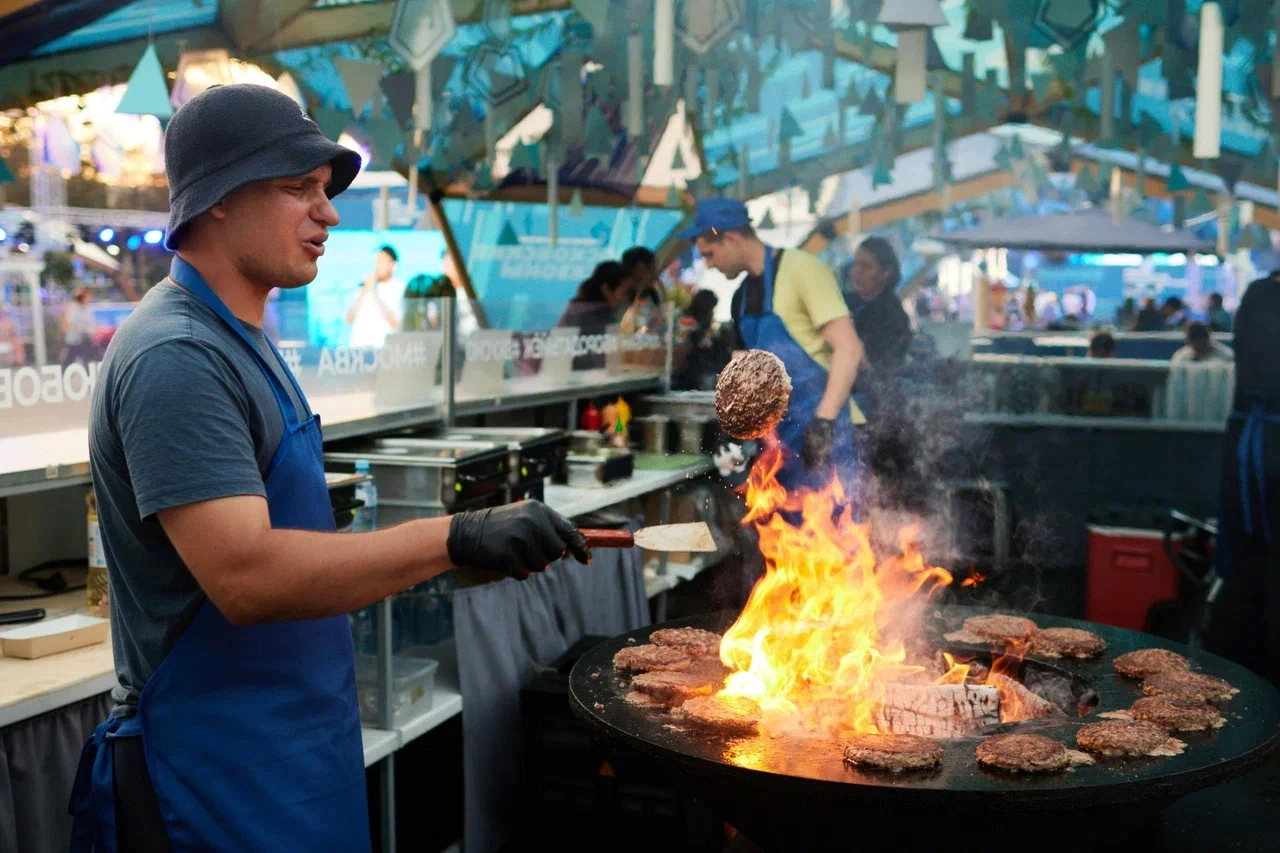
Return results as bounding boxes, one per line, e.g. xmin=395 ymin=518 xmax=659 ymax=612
xmin=815 ymin=316 xmax=862 ymax=420
xmin=159 ymin=495 xmax=453 ymax=626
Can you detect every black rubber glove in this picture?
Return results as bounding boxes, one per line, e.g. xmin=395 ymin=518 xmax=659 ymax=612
xmin=447 ymin=501 xmax=590 ymax=580
xmin=801 ymin=416 xmax=835 ymax=470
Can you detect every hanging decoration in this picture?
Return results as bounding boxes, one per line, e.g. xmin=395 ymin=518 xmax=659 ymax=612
xmin=778 ymin=105 xmax=804 ymax=173
xmin=1166 ymin=163 xmax=1191 ymax=193
xmin=1101 ymin=17 xmax=1141 ymax=90
xmin=366 ymin=118 xmax=404 ymax=168
xmin=1194 ymin=1 xmax=1224 ymax=159
xmin=678 ymin=0 xmax=743 ymax=53
xmin=570 ymin=186 xmax=585 ymax=216
xmin=548 ymin=156 xmax=560 ymax=246
xmin=823 ymin=121 xmax=839 ymax=149
xmin=859 ymin=85 xmax=883 ymax=116
xmin=1074 ymin=162 xmax=1100 ymax=195
xmin=497 ymin=220 xmax=521 ymax=246
xmin=626 ymin=24 xmax=645 ymax=137
xmin=962 ymin=8 xmax=993 ymax=40
xmin=877 ymin=0 xmax=947 ymax=103
xmin=583 ymin=105 xmax=616 ymax=162
xmin=1187 ymin=187 xmax=1216 ymax=219
xmin=872 ymin=155 xmax=894 ymax=188
xmin=334 ymin=58 xmax=384 ymax=118
xmin=654 ymin=0 xmax=675 ymax=86
xmin=472 ymin=160 xmax=495 ymax=193
xmin=758 ymin=208 xmax=777 ymax=229
xmin=380 ymin=71 xmax=417 ymax=131
xmin=571 ymin=0 xmax=610 ymax=34
xmin=560 ymin=49 xmax=585 ymax=143
xmin=1032 ymin=0 xmax=1102 ymax=50
xmin=961 ymin=53 xmax=977 ymax=114
xmin=116 ymin=44 xmax=174 ymax=119
xmin=508 ymin=140 xmax=540 ymax=173
xmin=313 ymin=108 xmax=351 ymax=143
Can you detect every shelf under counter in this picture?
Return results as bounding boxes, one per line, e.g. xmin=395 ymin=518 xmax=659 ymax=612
xmin=543 ymin=456 xmax=714 ymax=519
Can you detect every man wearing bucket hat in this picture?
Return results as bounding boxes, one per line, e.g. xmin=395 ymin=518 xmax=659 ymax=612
xmin=683 ymin=198 xmax=865 ymax=494
xmin=73 ymin=84 xmax=587 ymax=852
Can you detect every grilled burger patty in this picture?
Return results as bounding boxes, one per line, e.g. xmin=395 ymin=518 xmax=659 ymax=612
xmin=650 ymin=627 xmax=722 ymax=658
xmin=963 ymin=614 xmax=1038 ymax=644
xmin=1113 ymin=648 xmax=1191 ymax=679
xmin=1129 ymin=696 xmax=1226 ymax=731
xmin=1031 ymin=627 xmax=1106 ymax=659
xmin=613 ymin=644 xmax=692 ymax=673
xmin=715 ymin=350 xmax=791 ymax=440
xmin=843 ymin=733 xmax=943 ymax=772
xmin=630 ymin=670 xmax=715 ymax=707
xmin=1076 ymin=720 xmax=1186 ymax=757
xmin=975 ymin=734 xmax=1072 ymax=773
xmin=1142 ymin=670 xmax=1239 ymax=703
xmin=676 ymin=695 xmax=761 ymax=736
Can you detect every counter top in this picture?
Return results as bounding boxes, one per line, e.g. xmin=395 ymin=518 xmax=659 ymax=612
xmin=964 ymin=412 xmax=1226 ymax=432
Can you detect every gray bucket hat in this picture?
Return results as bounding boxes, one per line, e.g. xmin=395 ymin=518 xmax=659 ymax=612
xmin=163 ymin=83 xmax=362 ymax=250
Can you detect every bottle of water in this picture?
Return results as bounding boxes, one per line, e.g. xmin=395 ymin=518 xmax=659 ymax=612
xmin=351 ymin=460 xmax=378 ymax=532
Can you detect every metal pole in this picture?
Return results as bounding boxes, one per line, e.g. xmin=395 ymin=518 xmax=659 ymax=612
xmin=374 ymin=594 xmax=396 ymax=851
xmin=441 ymin=297 xmax=455 ymax=427
xmin=27 ymin=267 xmax=47 ymax=368
xmin=663 ymin=300 xmax=674 ymax=392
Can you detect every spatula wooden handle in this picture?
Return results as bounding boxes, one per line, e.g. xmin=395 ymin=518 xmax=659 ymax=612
xmin=579 ymin=529 xmax=635 ymax=549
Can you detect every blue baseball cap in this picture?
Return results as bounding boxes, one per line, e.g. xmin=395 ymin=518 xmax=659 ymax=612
xmin=676 ymin=198 xmax=753 ymax=241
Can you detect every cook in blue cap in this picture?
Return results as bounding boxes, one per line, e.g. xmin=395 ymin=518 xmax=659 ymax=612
xmin=72 ymin=84 xmax=589 ymax=852
xmin=683 ymin=198 xmax=867 ymax=494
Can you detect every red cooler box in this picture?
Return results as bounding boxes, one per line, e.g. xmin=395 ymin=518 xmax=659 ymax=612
xmin=1085 ymin=524 xmax=1185 ymax=631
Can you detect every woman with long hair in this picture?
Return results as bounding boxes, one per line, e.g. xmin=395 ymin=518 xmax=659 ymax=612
xmin=558 ymin=261 xmax=632 ymax=370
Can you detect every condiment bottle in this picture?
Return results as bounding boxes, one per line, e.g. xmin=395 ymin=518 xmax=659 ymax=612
xmin=86 ymin=490 xmax=109 ymax=618
xmin=580 ymin=401 xmax=601 ymax=431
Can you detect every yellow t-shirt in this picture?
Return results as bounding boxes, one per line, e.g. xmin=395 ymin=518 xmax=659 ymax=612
xmin=734 ymin=248 xmax=865 ymax=424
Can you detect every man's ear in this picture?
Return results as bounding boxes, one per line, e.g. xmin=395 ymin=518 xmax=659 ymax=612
xmin=207 ymin=200 xmax=227 ymax=221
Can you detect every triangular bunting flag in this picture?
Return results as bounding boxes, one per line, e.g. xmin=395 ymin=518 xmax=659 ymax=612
xmin=1137 ymin=113 xmax=1163 ymax=150
xmin=1074 ymin=163 xmax=1100 ymax=194
xmin=963 ymin=9 xmax=993 ymax=41
xmin=1009 ymin=133 xmax=1024 ymax=160
xmin=583 ymin=105 xmax=616 ymax=160
xmin=116 ymin=45 xmax=173 ymax=119
xmin=313 ymin=108 xmax=351 ymax=142
xmin=666 ymin=184 xmax=682 ymax=208
xmin=859 ymin=86 xmax=883 ymax=116
xmin=1187 ymin=187 xmax=1215 ymax=219
xmin=571 ymin=0 xmax=610 ymax=33
xmin=758 ymin=208 xmax=776 ymax=229
xmin=334 ymin=57 xmax=383 ymax=117
xmin=508 ymin=141 xmax=540 ymax=172
xmin=840 ymin=80 xmax=861 ymax=107
xmin=1215 ymin=159 xmax=1246 ymax=193
xmin=1166 ymin=163 xmax=1191 ymax=193
xmin=497 ymin=220 xmax=521 ymax=246
xmin=569 ymin=186 xmax=585 ymax=216
xmin=0 ymin=155 xmax=14 ymax=184
xmin=380 ymin=71 xmax=417 ymax=130
xmin=872 ymin=159 xmax=894 ymax=188
xmin=366 ymin=118 xmax=403 ymax=167
xmin=994 ymin=141 xmax=1014 ymax=170
xmin=472 ymin=161 xmax=494 ymax=192
xmin=779 ymin=106 xmax=804 ymax=141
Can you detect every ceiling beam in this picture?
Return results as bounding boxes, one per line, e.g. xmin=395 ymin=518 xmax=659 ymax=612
xmin=266 ymin=1 xmax=396 ymax=52
xmin=226 ymin=0 xmax=324 ymax=53
xmin=0 ymin=0 xmax=42 ymax=16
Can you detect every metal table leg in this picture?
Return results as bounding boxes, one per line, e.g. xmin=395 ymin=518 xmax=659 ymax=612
xmin=375 ymin=597 xmax=396 ymax=853
xmin=380 ymin=755 xmax=396 ymax=853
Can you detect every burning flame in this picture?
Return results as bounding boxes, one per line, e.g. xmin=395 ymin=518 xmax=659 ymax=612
xmin=960 ymin=568 xmax=985 ymax=588
xmin=717 ymin=442 xmax=1036 ymax=738
xmin=717 ymin=443 xmax=959 ymax=736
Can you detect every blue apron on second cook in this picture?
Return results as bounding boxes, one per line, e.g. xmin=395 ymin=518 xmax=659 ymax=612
xmin=1216 ymin=391 xmax=1280 ymax=580
xmin=734 ymin=248 xmax=861 ymax=497
xmin=69 ymin=257 xmax=370 ymax=852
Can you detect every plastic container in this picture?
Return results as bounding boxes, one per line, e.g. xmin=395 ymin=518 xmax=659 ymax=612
xmin=354 ymin=653 xmax=438 ymax=728
xmin=1086 ymin=522 xmax=1186 ymax=632
xmin=350 ymin=460 xmax=378 ymax=532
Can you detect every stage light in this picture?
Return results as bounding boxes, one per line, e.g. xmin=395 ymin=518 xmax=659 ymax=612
xmin=0 ymin=228 xmax=7 ymax=241
xmin=99 ymin=227 xmax=114 ymax=242
xmin=143 ymin=229 xmax=163 ymax=245
xmin=107 ymin=245 xmax=120 ymax=256
xmin=127 ymin=235 xmax=142 ymax=251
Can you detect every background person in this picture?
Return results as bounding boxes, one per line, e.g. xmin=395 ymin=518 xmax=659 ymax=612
xmin=345 ymin=244 xmax=404 ymax=348
xmin=61 ymin=288 xmax=99 ymax=365
xmin=1172 ymin=321 xmax=1234 ymax=363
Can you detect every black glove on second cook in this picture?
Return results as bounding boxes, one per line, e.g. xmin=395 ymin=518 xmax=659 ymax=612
xmin=447 ymin=501 xmax=590 ymax=579
xmin=801 ymin=416 xmax=835 ymax=470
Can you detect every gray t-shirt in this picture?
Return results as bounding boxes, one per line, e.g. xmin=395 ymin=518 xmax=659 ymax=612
xmin=89 ymin=279 xmax=308 ymax=717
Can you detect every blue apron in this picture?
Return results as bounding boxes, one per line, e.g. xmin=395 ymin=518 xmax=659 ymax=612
xmin=734 ymin=248 xmax=861 ymax=496
xmin=1216 ymin=392 xmax=1280 ymax=579
xmin=69 ymin=258 xmax=370 ymax=852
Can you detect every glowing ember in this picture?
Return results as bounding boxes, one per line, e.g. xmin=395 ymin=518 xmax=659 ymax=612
xmin=716 ymin=442 xmax=1035 ymax=738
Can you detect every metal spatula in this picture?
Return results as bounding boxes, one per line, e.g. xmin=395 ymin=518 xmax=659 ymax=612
xmin=580 ymin=522 xmax=716 ymax=552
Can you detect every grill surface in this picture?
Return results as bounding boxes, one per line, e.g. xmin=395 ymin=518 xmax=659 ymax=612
xmin=569 ymin=607 xmax=1280 ymax=853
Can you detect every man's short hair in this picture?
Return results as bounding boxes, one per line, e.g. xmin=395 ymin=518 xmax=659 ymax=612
xmin=1186 ymin=321 xmax=1210 ymax=344
xmin=621 ymin=246 xmax=656 ymax=276
xmin=1088 ymin=331 xmax=1116 ymax=356
xmin=1208 ymin=292 xmax=1224 ymax=306
xmin=378 ymin=244 xmax=398 ymax=262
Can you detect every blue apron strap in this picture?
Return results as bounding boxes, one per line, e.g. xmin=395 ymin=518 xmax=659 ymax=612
xmin=761 ymin=248 xmax=777 ymax=313
xmin=169 ymin=257 xmax=306 ymax=427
